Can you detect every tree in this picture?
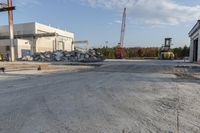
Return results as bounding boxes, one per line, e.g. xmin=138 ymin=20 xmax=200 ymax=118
xmin=173 ymin=46 xmax=189 ymax=59
xmin=138 ymin=48 xmax=144 ymax=57
xmin=182 ymin=45 xmax=189 ymax=57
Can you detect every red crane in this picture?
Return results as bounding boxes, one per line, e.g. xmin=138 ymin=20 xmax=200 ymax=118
xmin=116 ymin=8 xmax=126 ymax=59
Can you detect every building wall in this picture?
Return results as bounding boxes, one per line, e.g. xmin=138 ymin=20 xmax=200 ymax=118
xmin=15 ymin=39 xmax=32 ymax=58
xmin=35 ymin=23 xmax=74 ymax=52
xmin=35 ymin=36 xmax=74 ymax=53
xmin=35 ymin=23 xmax=73 ymax=37
xmin=36 ymin=37 xmax=54 ymax=52
xmin=0 ymin=40 xmax=10 ymax=58
xmin=198 ymin=39 xmax=200 ymax=63
xmin=0 ymin=22 xmax=35 ymax=36
xmin=0 ymin=39 xmax=31 ymax=59
xmin=0 ymin=22 xmax=75 ymax=60
xmin=189 ymin=31 xmax=200 ymax=63
xmin=189 ymin=39 xmax=193 ymax=62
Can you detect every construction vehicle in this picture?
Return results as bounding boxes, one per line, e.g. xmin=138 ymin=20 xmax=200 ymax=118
xmin=160 ymin=38 xmax=174 ymax=60
xmin=116 ymin=8 xmax=126 ymax=59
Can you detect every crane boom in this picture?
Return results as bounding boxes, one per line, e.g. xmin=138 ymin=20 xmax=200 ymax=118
xmin=119 ymin=8 xmax=126 ymax=47
xmin=116 ymin=8 xmax=126 ymax=59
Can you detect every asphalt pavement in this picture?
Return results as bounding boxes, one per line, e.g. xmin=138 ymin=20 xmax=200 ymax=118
xmin=0 ymin=60 xmax=200 ymax=133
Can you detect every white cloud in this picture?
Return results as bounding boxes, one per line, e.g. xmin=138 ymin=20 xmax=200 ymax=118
xmin=80 ymin=0 xmax=200 ymax=26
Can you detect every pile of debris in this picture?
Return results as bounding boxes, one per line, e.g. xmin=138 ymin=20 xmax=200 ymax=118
xmin=20 ymin=50 xmax=104 ymax=62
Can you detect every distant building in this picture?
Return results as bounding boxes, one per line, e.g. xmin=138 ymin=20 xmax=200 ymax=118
xmin=189 ymin=20 xmax=200 ymax=64
xmin=0 ymin=22 xmax=74 ymax=60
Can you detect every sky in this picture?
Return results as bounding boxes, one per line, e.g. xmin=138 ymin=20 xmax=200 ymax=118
xmin=1 ymin=0 xmax=200 ymax=48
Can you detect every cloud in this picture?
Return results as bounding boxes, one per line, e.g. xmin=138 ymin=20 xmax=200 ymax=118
xmin=80 ymin=0 xmax=200 ymax=26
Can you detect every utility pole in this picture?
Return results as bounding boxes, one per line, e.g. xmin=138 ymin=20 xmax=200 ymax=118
xmin=0 ymin=0 xmax=16 ymax=61
xmin=8 ymin=0 xmax=15 ymax=62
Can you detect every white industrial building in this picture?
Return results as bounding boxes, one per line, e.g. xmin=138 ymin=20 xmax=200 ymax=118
xmin=0 ymin=22 xmax=74 ymax=60
xmin=189 ymin=20 xmax=200 ymax=64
